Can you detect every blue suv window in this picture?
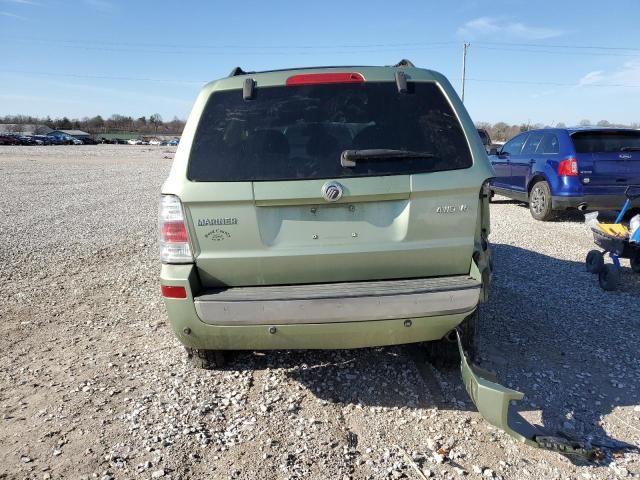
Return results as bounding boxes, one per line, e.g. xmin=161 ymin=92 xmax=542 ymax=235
xmin=537 ymin=134 xmax=559 ymax=154
xmin=522 ymin=133 xmax=544 ymax=155
xmin=571 ymin=131 xmax=640 ymax=153
xmin=502 ymin=133 xmax=528 ymax=155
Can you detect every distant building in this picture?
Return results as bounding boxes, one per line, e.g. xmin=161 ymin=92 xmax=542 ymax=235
xmin=0 ymin=124 xmax=52 ymax=136
xmin=47 ymin=130 xmax=92 ymax=140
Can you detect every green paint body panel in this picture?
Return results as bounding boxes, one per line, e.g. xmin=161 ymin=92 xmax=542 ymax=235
xmin=160 ymin=64 xmax=494 ymax=348
xmin=457 ymin=332 xmax=597 ymax=457
xmin=457 ymin=332 xmax=537 ymax=447
xmin=161 ymin=264 xmax=473 ymax=349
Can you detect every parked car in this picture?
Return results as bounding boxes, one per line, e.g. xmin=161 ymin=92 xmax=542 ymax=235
xmin=167 ymin=137 xmax=180 ymax=146
xmin=127 ymin=138 xmax=143 ymax=145
xmin=149 ymin=138 xmax=162 ymax=146
xmin=489 ymin=128 xmax=640 ymax=220
xmin=159 ymin=62 xmax=494 ymax=372
xmin=48 ymin=134 xmax=66 ymax=145
xmin=16 ymin=135 xmax=37 ymax=146
xmin=33 ymin=135 xmax=53 ymax=145
xmin=0 ymin=134 xmax=20 ymax=145
xmin=47 ymin=134 xmax=81 ymax=145
xmin=81 ymin=137 xmax=98 ymax=145
xmin=477 ymin=128 xmax=493 ymax=153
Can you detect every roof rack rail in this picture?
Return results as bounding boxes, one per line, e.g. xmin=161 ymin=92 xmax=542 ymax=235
xmin=394 ymin=59 xmax=415 ymax=68
xmin=229 ymin=67 xmax=248 ymax=77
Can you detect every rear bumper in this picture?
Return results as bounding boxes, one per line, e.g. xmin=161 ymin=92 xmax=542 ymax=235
xmin=194 ymin=276 xmax=480 ymax=326
xmin=457 ymin=331 xmax=596 ymax=458
xmin=160 ymin=264 xmax=481 ymax=350
xmin=553 ymin=194 xmax=640 ymax=211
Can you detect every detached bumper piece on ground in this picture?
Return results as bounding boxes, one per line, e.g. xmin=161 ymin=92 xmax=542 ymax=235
xmin=456 ymin=331 xmax=596 ymax=459
xmin=585 ymin=186 xmax=640 ymax=290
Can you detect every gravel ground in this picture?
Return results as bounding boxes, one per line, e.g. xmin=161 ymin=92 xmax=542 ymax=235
xmin=0 ymin=145 xmax=639 ymax=480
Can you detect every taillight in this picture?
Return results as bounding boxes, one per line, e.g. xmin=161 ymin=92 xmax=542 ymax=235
xmin=558 ymin=157 xmax=578 ymax=176
xmin=286 ymin=72 xmax=365 ymax=86
xmin=159 ymin=195 xmax=193 ymax=263
xmin=161 ymin=285 xmax=187 ymax=299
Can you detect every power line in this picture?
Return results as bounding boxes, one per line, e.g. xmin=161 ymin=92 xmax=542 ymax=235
xmin=0 ymin=70 xmax=206 ymax=85
xmin=474 ymin=41 xmax=640 ymax=52
xmin=466 ymin=78 xmax=640 ymax=88
xmin=2 ymin=35 xmax=458 ymax=51
xmin=474 ymin=45 xmax=639 ymax=58
xmin=3 ymin=40 xmax=459 ymax=56
xmin=4 ymin=35 xmax=638 ymax=54
xmin=3 ymin=70 xmax=639 ymax=89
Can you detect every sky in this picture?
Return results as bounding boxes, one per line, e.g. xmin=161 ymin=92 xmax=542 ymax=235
xmin=1 ymin=0 xmax=639 ymax=126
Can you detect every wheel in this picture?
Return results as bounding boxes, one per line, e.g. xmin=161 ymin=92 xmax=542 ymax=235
xmin=598 ymin=264 xmax=620 ymax=291
xmin=631 ymin=251 xmax=640 ymax=274
xmin=425 ymin=309 xmax=478 ymax=367
xmin=529 ymin=181 xmax=554 ymax=221
xmin=586 ymin=250 xmax=605 ymax=274
xmin=185 ymin=348 xmax=225 ymax=370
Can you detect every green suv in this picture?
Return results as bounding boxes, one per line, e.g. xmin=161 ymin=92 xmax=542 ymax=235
xmin=159 ymin=60 xmax=493 ymax=369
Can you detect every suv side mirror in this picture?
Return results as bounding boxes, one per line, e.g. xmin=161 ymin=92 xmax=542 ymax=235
xmin=489 ymin=147 xmax=499 ymax=155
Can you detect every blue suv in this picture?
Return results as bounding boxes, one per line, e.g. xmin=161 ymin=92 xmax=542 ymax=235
xmin=489 ymin=128 xmax=640 ymax=220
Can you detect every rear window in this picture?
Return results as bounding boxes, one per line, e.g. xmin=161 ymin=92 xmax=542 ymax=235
xmin=571 ymin=131 xmax=640 ymax=153
xmin=188 ymin=81 xmax=472 ymax=182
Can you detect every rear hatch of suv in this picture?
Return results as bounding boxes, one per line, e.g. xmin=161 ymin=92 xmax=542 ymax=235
xmin=571 ymin=130 xmax=640 ymax=188
xmin=180 ymin=69 xmax=484 ymax=288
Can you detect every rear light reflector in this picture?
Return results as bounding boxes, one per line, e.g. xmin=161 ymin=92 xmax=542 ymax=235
xmin=286 ymin=72 xmax=365 ymax=86
xmin=159 ymin=195 xmax=193 ymax=264
xmin=162 ymin=222 xmax=188 ymax=243
xmin=558 ymin=157 xmax=578 ymax=176
xmin=161 ymin=285 xmax=187 ymax=299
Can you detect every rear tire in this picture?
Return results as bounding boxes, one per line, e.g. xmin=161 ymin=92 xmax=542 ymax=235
xmin=186 ymin=348 xmax=225 ymax=370
xmin=586 ymin=250 xmax=604 ymax=274
xmin=529 ymin=181 xmax=554 ymax=221
xmin=425 ymin=309 xmax=478 ymax=367
xmin=598 ymin=264 xmax=620 ymax=291
xmin=631 ymin=251 xmax=640 ymax=274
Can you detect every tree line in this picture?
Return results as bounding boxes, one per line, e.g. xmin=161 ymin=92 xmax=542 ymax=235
xmin=1 ymin=114 xmax=186 ymax=135
xmin=3 ymin=114 xmax=638 ymax=141
xmin=477 ymin=120 xmax=640 ymax=143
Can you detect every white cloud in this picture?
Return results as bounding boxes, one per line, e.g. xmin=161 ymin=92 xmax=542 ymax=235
xmin=578 ymin=70 xmax=605 ymax=86
xmin=577 ymin=60 xmax=640 ymax=88
xmin=458 ymin=16 xmax=563 ymax=40
xmin=0 ymin=10 xmax=26 ymax=19
xmin=0 ymin=0 xmax=39 ymax=4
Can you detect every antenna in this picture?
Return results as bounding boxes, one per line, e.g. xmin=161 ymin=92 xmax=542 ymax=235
xmin=461 ymin=42 xmax=470 ymax=103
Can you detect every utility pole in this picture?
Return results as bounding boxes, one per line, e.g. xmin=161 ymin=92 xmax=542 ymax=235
xmin=461 ymin=42 xmax=470 ymax=103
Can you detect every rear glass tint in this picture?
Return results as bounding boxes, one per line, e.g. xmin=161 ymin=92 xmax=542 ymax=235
xmin=571 ymin=131 xmax=640 ymax=153
xmin=537 ymin=134 xmax=559 ymax=154
xmin=188 ymin=81 xmax=472 ymax=181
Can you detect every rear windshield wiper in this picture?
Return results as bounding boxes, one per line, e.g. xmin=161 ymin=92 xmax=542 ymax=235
xmin=619 ymin=146 xmax=640 ymax=152
xmin=340 ymin=149 xmax=434 ymax=167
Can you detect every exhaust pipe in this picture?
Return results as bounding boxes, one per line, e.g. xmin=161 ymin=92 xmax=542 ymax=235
xmin=577 ymin=203 xmax=588 ymax=211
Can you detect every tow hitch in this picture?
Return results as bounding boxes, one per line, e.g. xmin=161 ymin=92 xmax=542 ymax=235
xmin=456 ymin=331 xmax=596 ymax=459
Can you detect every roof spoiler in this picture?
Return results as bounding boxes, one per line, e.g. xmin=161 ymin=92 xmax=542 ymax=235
xmin=393 ymin=59 xmax=415 ymax=68
xmin=229 ymin=66 xmax=249 ymax=77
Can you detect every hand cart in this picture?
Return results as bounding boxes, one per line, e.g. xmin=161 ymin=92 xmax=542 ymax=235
xmin=585 ymin=186 xmax=640 ymax=290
